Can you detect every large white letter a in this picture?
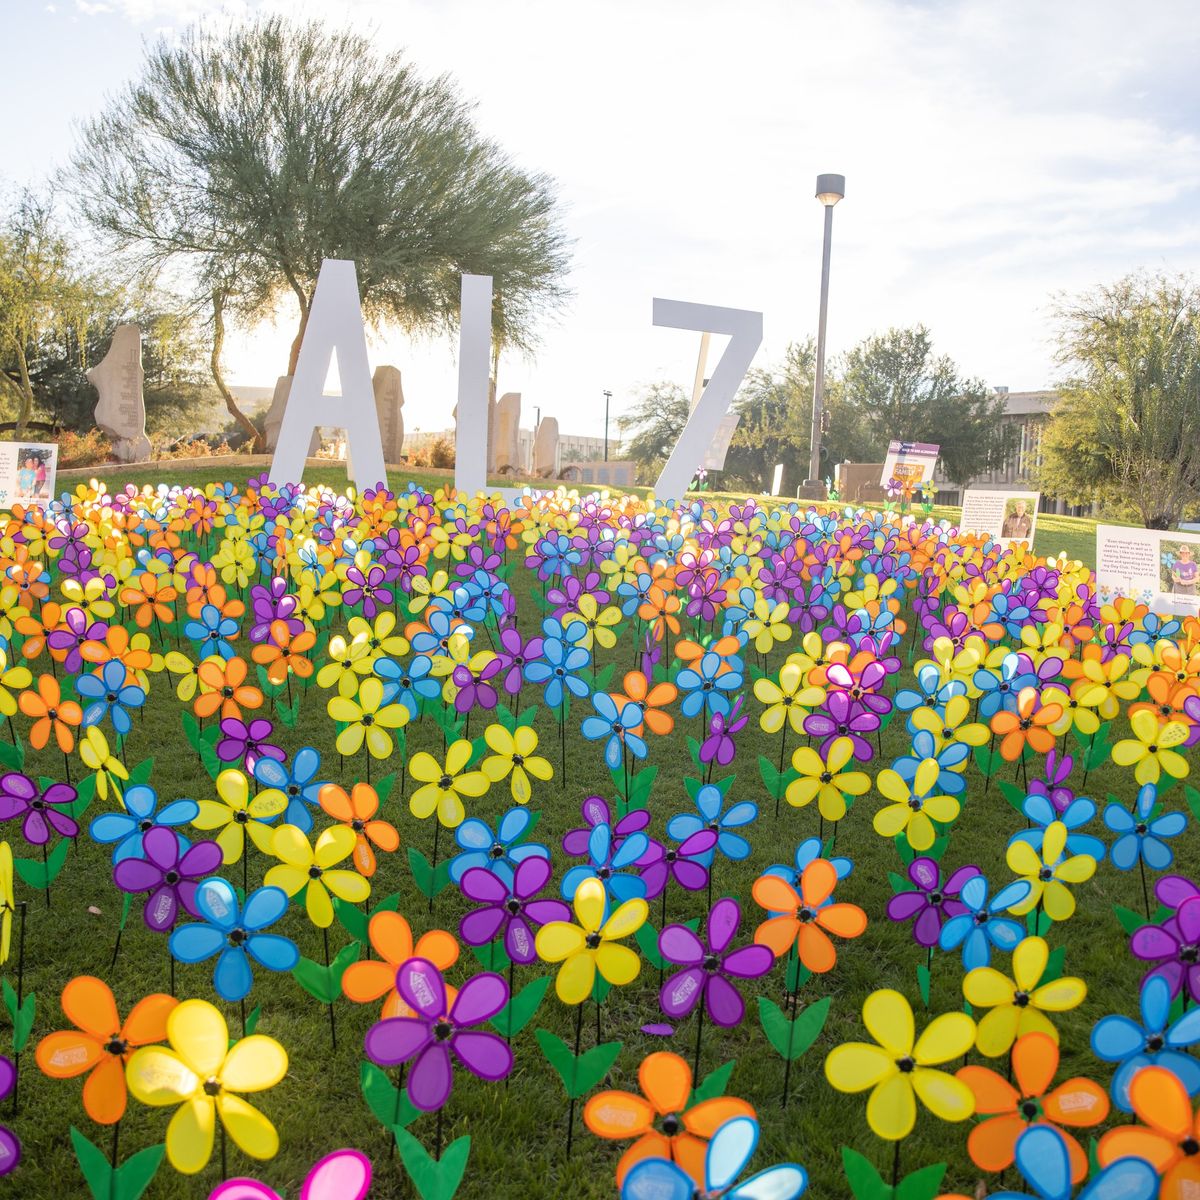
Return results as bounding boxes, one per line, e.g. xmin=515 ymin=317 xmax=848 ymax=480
xmin=268 ymin=259 xmax=387 ymax=491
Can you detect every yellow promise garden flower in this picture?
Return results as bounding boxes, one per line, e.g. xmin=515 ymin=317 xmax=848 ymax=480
xmin=907 ymin=694 xmax=989 ymax=753
xmin=753 ymin=661 xmax=824 ymax=735
xmin=872 ymin=758 xmax=960 ymax=852
xmin=742 ymin=597 xmax=792 ymax=655
xmin=408 ymin=739 xmax=490 ymax=828
xmin=1005 ymin=820 xmax=1096 ymax=922
xmin=265 ymin=824 xmax=370 ymax=928
xmin=125 ymin=998 xmax=287 ymax=1174
xmin=535 ymin=875 xmax=648 ymax=1005
xmin=1111 ymin=710 xmax=1191 ymax=786
xmin=786 ymin=736 xmax=871 ymax=822
xmin=0 ymin=842 xmax=12 ymax=963
xmin=824 ymin=988 xmax=976 ymax=1141
xmin=480 ymin=723 xmax=553 ymax=804
xmin=563 ymin=594 xmax=622 ymax=652
xmin=962 ymin=935 xmax=1086 ymax=1058
xmin=346 ymin=612 xmax=409 ymax=662
xmin=79 ymin=726 xmax=129 ymax=802
xmin=314 ymin=632 xmax=373 ymax=697
xmin=326 ymin=677 xmax=409 ymax=759
xmin=192 ymin=768 xmax=286 ymax=864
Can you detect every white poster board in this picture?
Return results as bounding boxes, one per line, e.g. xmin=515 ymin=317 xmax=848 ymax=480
xmin=961 ymin=489 xmax=1040 ymax=543
xmin=880 ymin=440 xmax=939 ymax=488
xmin=1096 ymin=524 xmax=1200 ymax=615
xmin=0 ymin=441 xmax=57 ymax=510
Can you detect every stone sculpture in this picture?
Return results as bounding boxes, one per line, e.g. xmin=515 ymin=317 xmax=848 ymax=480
xmin=87 ymin=324 xmax=151 ymax=463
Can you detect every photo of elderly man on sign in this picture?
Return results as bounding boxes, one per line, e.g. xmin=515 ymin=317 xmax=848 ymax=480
xmin=1001 ymin=498 xmax=1033 ymax=540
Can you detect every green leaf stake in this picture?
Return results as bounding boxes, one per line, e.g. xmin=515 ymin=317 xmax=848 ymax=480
xmin=360 ymin=1061 xmax=420 ymax=1136
xmin=394 ymin=1127 xmax=470 ymax=1200
xmin=70 ymin=1126 xmax=165 ymax=1200
xmin=489 ymin=974 xmax=549 ymax=1040
xmin=15 ymin=837 xmax=70 ymax=908
xmin=535 ymin=1024 xmax=623 ymax=1155
xmin=757 ymin=994 xmax=830 ymax=1107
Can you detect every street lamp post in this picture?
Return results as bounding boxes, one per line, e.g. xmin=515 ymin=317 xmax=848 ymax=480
xmin=806 ymin=173 xmax=845 ymax=489
xmin=603 ymin=390 xmax=612 ymax=461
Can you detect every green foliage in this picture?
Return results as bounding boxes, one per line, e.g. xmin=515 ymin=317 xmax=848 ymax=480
xmin=617 ymin=382 xmax=689 ymax=484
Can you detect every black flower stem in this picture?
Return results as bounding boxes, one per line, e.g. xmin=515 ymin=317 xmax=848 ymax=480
xmin=693 ymin=989 xmax=706 ymax=1084
xmin=323 ymin=925 xmax=337 ymax=1050
xmin=892 ymin=1138 xmax=901 ymax=1189
xmin=388 ymin=1063 xmax=407 ymax=1156
xmin=41 ymin=840 xmax=50 ymax=909
xmin=169 ymin=936 xmax=175 ymax=997
xmin=110 ymin=1118 xmax=120 ymax=1169
xmin=565 ymin=1000 xmax=584 ymax=1156
xmin=435 ymin=1104 xmax=443 ymax=1159
xmin=595 ymin=994 xmax=601 ymax=1045
xmin=1140 ymin=856 xmax=1152 ymax=920
xmin=429 ymin=822 xmax=441 ymax=916
xmin=220 ymin=1118 xmax=227 ymax=1181
xmin=240 ymin=998 xmax=246 ymax=1039
xmin=11 ymin=902 xmax=27 ymax=1115
xmin=984 ymin=732 xmax=996 ymax=795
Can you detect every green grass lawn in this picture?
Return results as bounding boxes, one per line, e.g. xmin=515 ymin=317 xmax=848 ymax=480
xmin=5 ymin=468 xmax=1168 ymax=1199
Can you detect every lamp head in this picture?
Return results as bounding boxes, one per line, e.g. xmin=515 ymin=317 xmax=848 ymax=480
xmin=815 ymin=173 xmax=845 ymax=206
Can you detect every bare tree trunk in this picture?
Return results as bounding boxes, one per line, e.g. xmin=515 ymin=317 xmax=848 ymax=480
xmin=287 ymin=298 xmax=311 ymax=376
xmin=13 ymin=341 xmax=34 ymax=438
xmin=210 ymin=291 xmax=262 ymax=451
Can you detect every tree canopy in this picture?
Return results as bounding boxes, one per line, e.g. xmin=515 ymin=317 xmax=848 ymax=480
xmin=1041 ymin=272 xmax=1200 ymax=528
xmin=70 ymin=16 xmax=571 ymax=445
xmin=616 ymin=382 xmax=690 ymax=485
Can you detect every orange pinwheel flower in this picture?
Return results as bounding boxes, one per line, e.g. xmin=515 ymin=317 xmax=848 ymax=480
xmin=195 ymin=655 xmax=263 ymax=721
xmin=1130 ymin=673 xmax=1197 ymax=728
xmin=35 ymin=975 xmax=177 ymax=1124
xmin=79 ymin=625 xmax=154 ymax=680
xmin=251 ymin=619 xmax=316 ymax=686
xmin=119 ymin=573 xmax=177 ymax=629
xmin=186 ymin=562 xmax=245 ymax=621
xmin=341 ymin=910 xmax=458 ymax=1018
xmin=6 ymin=548 xmax=49 ymax=608
xmin=751 ymin=859 xmax=867 ymax=973
xmin=612 ymin=670 xmax=677 ymax=738
xmin=990 ymin=686 xmax=1063 ymax=761
xmin=1098 ymin=1064 xmax=1200 ymax=1190
xmin=957 ymin=1031 xmax=1108 ymax=1182
xmin=584 ymin=1051 xmax=755 ymax=1186
xmin=318 ymin=782 xmax=400 ymax=877
xmin=638 ymin=583 xmax=681 ymax=643
xmin=19 ymin=674 xmax=82 ymax=752
xmin=14 ymin=601 xmax=62 ymax=660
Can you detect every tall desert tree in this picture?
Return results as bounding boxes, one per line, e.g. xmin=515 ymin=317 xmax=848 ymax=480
xmin=1041 ymin=272 xmax=1200 ymax=528
xmin=617 ymin=382 xmax=690 ymax=484
xmin=70 ymin=17 xmax=571 ymax=446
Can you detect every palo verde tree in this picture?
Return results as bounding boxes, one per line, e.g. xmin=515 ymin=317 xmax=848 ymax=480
xmin=70 ymin=17 xmax=571 ymax=448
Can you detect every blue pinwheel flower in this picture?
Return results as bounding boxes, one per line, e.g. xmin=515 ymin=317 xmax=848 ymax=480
xmin=89 ymin=784 xmax=198 ymax=863
xmin=1090 ymin=973 xmax=1200 ymax=1111
xmin=560 ymin=821 xmax=648 ymax=904
xmin=448 ymin=808 xmax=550 ymax=887
xmin=1105 ymin=782 xmax=1187 ymax=872
xmin=375 ymin=653 xmax=441 ymax=717
xmin=581 ymin=693 xmax=646 ymax=769
xmin=524 ymin=636 xmax=591 ymax=708
xmin=893 ymin=730 xmax=970 ymax=795
xmin=989 ymin=590 xmax=1037 ymax=641
xmin=169 ymin=878 xmax=298 ymax=1002
xmin=675 ymin=651 xmax=742 ymax=719
xmin=622 ymin=1116 xmax=806 ymax=1200
xmin=76 ymin=659 xmax=146 ymax=736
xmin=974 ymin=652 xmax=1025 ymax=719
xmin=1129 ymin=612 xmax=1182 ymax=647
xmin=667 ymin=783 xmax=757 ymax=864
xmin=895 ymin=664 xmax=964 ymax=715
xmin=616 ymin=571 xmax=654 ymax=618
xmin=252 ymin=746 xmax=326 ymax=832
xmin=989 ymin=1124 xmax=1156 ymax=1200
xmin=410 ymin=607 xmax=469 ymax=656
xmin=183 ymin=603 xmax=240 ymax=661
xmin=938 ymin=873 xmax=1031 ymax=970
xmin=763 ymin=836 xmax=853 ymax=890
xmin=1011 ymin=793 xmax=1106 ymax=862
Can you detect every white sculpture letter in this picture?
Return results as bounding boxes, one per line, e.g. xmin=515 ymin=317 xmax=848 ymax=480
xmin=455 ymin=274 xmax=493 ymax=497
xmin=268 ymin=259 xmax=387 ymax=491
xmin=652 ymin=300 xmax=762 ymax=503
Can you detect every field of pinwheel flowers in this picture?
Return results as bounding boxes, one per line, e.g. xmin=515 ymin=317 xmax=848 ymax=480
xmin=0 ymin=473 xmax=1194 ymax=1200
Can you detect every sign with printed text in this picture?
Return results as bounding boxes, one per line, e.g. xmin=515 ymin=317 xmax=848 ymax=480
xmin=880 ymin=440 xmax=939 ymax=488
xmin=1096 ymin=524 xmax=1200 ymax=615
xmin=0 ymin=441 xmax=57 ymax=510
xmin=960 ymin=489 xmax=1040 ymax=544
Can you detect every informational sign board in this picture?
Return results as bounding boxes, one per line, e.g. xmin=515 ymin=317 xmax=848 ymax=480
xmin=1096 ymin=524 xmax=1200 ymax=615
xmin=0 ymin=441 xmax=57 ymax=510
xmin=880 ymin=441 xmax=939 ymax=488
xmin=961 ymin=489 xmax=1040 ymax=543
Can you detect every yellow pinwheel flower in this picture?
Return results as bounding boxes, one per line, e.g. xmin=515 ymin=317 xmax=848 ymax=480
xmin=407 ymin=568 xmax=450 ymax=615
xmin=824 ymin=989 xmax=976 ymax=1141
xmin=480 ymin=723 xmax=553 ymax=804
xmin=562 ymin=594 xmax=621 ymax=651
xmin=1111 ymin=710 xmax=1190 ymax=786
xmin=264 ymin=824 xmax=369 ymax=928
xmin=315 ymin=632 xmax=373 ymax=697
xmin=908 ymin=694 xmax=989 ymax=751
xmin=60 ymin=576 xmax=116 ymax=621
xmin=0 ymin=646 xmax=32 ymax=718
xmin=873 ymin=759 xmax=960 ymax=851
xmin=752 ymin=661 xmax=824 ymax=735
xmin=163 ymin=650 xmax=202 ymax=703
xmin=1005 ymin=820 xmax=1096 ymax=921
xmin=125 ymin=998 xmax=287 ymax=1174
xmin=0 ymin=842 xmax=12 ymax=964
xmin=326 ymin=677 xmax=409 ymax=758
xmin=79 ymin=726 xmax=129 ymax=801
xmin=743 ymin=597 xmax=791 ymax=655
xmin=786 ymin=736 xmax=870 ymax=822
xmin=962 ymin=936 xmax=1086 ymax=1057
xmin=534 ymin=875 xmax=648 ymax=1005
xmin=192 ymin=768 xmax=286 ymax=865
xmin=407 ymin=739 xmax=489 ymax=828
xmin=346 ymin=612 xmax=409 ymax=662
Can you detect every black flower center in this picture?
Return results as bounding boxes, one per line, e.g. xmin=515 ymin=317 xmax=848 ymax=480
xmin=229 ymin=928 xmax=247 ymax=946
xmin=1013 ymin=990 xmax=1030 ymax=1008
xmin=585 ymin=932 xmax=602 ymax=949
xmin=505 ymin=898 xmax=521 ymax=915
xmin=661 ymin=1113 xmax=680 ymax=1136
xmin=139 ymin=819 xmax=153 ymax=832
xmin=1182 ymin=945 xmax=1199 ymax=964
xmin=1184 ymin=1137 xmax=1200 ymax=1156
xmin=164 ymin=870 xmax=180 ymax=885
xmin=819 ymin=772 xmax=832 ymax=783
xmin=234 ymin=810 xmax=249 ymax=824
xmin=434 ymin=1018 xmax=453 ymax=1042
xmin=797 ymin=906 xmax=816 ymax=923
xmin=203 ymin=1077 xmax=221 ymax=1097
xmin=105 ymin=1037 xmax=128 ymax=1057
xmin=438 ymin=775 xmax=452 ymax=790
xmin=308 ymin=865 xmax=323 ymax=880
xmin=1147 ymin=1034 xmax=1165 ymax=1052
xmin=896 ymin=1056 xmax=915 ymax=1073
xmin=1020 ymin=1099 xmax=1039 ymax=1121
xmin=1038 ymin=867 xmax=1053 ymax=881
xmin=703 ymin=954 xmax=719 ymax=971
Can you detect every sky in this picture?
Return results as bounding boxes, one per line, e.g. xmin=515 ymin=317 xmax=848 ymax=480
xmin=5 ymin=0 xmax=1200 ymax=440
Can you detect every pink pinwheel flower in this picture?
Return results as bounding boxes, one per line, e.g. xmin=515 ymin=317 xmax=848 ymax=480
xmin=208 ymin=1149 xmax=371 ymax=1200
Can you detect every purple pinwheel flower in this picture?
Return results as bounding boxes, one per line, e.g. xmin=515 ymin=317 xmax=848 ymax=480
xmin=0 ymin=772 xmax=78 ymax=845
xmin=1130 ymin=894 xmax=1200 ymax=1003
xmin=699 ymin=697 xmax=748 ymax=768
xmin=659 ymin=899 xmax=774 ymax=1027
xmin=562 ymin=796 xmax=652 ymax=861
xmin=458 ymin=857 xmax=569 ymax=964
xmin=48 ymin=608 xmax=107 ymax=674
xmin=1027 ymin=749 xmax=1075 ymax=815
xmin=638 ymin=828 xmax=718 ymax=899
xmin=216 ymin=716 xmax=285 ymax=771
xmin=803 ymin=690 xmax=880 ymax=762
xmin=824 ymin=659 xmax=891 ymax=716
xmin=452 ymin=656 xmax=501 ymax=714
xmin=495 ymin=627 xmax=543 ymax=696
xmin=364 ymin=958 xmax=513 ymax=1111
xmin=885 ymin=857 xmax=979 ymax=947
xmin=342 ymin=563 xmax=392 ymax=619
xmin=112 ymin=826 xmax=222 ymax=932
xmin=249 ymin=577 xmax=302 ymax=644
xmin=0 ymin=1057 xmax=18 ymax=1175
xmin=1156 ymin=874 xmax=1200 ymax=911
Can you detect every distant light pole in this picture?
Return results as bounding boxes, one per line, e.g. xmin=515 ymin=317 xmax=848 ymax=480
xmin=603 ymin=390 xmax=613 ymax=461
xmin=806 ymin=173 xmax=845 ymax=488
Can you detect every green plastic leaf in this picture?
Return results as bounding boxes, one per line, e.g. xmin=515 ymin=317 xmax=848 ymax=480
xmin=333 ymin=896 xmax=369 ymax=943
xmin=292 ymin=956 xmax=335 ymax=1005
xmin=758 ymin=753 xmax=788 ymax=800
xmin=841 ymin=1145 xmax=890 ymax=1200
xmin=757 ymin=995 xmax=830 ymax=1061
xmin=1026 ymin=908 xmax=1051 ymax=937
xmin=182 ymin=710 xmax=204 ymax=753
xmin=1041 ymin=945 xmax=1067 ymax=985
xmin=470 ymin=938 xmax=511 ymax=972
xmin=893 ymin=835 xmax=915 ymax=866
xmin=973 ymin=744 xmax=1001 ymax=777
xmin=888 ymin=871 xmax=913 ymax=895
xmin=687 ymin=737 xmax=704 ymax=774
xmin=0 ymin=736 xmax=25 ymax=771
xmin=491 ymin=975 xmax=550 ymax=1039
xmin=1185 ymin=786 xmax=1200 ymax=824
xmin=1084 ymin=734 xmax=1111 ymax=771
xmin=784 ymin=955 xmax=811 ymax=995
xmin=70 ymin=1126 xmax=114 ymax=1200
xmin=690 ymin=1060 xmax=734 ymax=1104
xmin=114 ymin=1142 xmax=166 ymax=1200
xmin=627 ymin=765 xmax=658 ymax=811
xmin=329 ymin=940 xmax=361 ymax=989
xmin=998 ymin=779 xmax=1028 ymax=815
xmin=14 ymin=838 xmax=70 ymax=890
xmin=64 ymin=773 xmax=97 ymax=821
xmin=244 ymin=1005 xmax=261 ymax=1037
xmin=684 ymin=775 xmax=733 ymax=803
xmin=375 ymin=772 xmax=397 ymax=807
xmin=395 ymin=1128 xmax=471 ymax=1200
xmin=917 ymin=963 xmax=931 ymax=1009
xmin=1 ymin=979 xmax=32 ymax=1051
xmin=534 ymin=1028 xmax=623 ymax=1098
xmin=128 ymin=757 xmax=154 ymax=787
xmin=896 ymin=1161 xmax=948 ymax=1200
xmin=407 ymin=847 xmax=451 ymax=900
xmin=635 ymin=922 xmax=665 ymax=969
xmin=593 ymin=662 xmax=616 ymax=693
xmin=360 ymin=1061 xmax=419 ymax=1131
xmin=1113 ymin=905 xmax=1148 ymax=936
